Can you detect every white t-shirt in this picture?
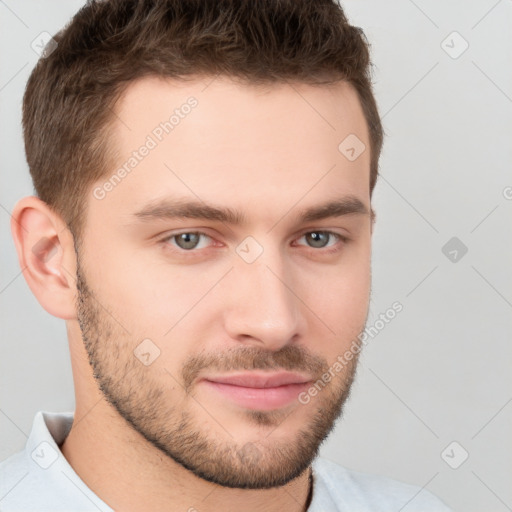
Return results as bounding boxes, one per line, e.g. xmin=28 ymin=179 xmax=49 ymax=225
xmin=0 ymin=411 xmax=452 ymax=511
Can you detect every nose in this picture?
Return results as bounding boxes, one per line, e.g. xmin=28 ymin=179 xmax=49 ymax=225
xmin=223 ymin=249 xmax=302 ymax=351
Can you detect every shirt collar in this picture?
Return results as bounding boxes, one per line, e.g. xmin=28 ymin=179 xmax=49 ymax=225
xmin=29 ymin=411 xmax=336 ymax=511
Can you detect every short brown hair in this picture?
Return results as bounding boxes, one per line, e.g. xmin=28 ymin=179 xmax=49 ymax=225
xmin=23 ymin=0 xmax=384 ymax=242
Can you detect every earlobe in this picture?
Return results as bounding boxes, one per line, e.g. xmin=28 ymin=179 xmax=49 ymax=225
xmin=10 ymin=196 xmax=78 ymax=320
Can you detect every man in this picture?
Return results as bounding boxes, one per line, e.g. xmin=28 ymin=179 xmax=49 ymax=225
xmin=1 ymin=0 xmax=451 ymax=510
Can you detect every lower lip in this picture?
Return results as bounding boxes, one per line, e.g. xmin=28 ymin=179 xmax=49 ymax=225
xmin=201 ymin=380 xmax=310 ymax=410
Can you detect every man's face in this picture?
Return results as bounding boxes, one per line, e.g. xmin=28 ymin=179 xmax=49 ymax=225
xmin=75 ymin=76 xmax=372 ymax=488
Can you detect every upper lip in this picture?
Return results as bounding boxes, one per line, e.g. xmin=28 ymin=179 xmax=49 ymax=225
xmin=203 ymin=371 xmax=312 ymax=388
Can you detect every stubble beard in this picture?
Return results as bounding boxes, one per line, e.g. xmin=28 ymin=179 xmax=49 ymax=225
xmin=75 ymin=256 xmax=361 ymax=489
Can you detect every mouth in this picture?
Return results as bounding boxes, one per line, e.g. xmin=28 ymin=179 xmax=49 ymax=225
xmin=200 ymin=371 xmax=313 ymax=411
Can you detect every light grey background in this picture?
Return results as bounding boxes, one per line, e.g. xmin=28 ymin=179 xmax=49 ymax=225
xmin=1 ymin=1 xmax=511 ymax=511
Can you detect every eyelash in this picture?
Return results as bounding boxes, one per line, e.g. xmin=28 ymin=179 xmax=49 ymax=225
xmin=159 ymin=230 xmax=349 ymax=256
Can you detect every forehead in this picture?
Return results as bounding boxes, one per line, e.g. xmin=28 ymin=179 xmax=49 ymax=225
xmin=94 ymin=75 xmax=370 ymax=225
xmin=112 ymin=75 xmax=369 ymax=150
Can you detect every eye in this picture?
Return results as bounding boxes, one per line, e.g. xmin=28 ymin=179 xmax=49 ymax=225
xmin=164 ymin=232 xmax=212 ymax=251
xmin=295 ymin=231 xmax=347 ymax=251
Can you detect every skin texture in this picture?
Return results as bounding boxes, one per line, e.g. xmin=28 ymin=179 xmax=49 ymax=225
xmin=11 ymin=75 xmax=374 ymax=512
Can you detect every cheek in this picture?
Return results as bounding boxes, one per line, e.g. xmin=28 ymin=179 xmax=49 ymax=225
xmin=86 ymin=260 xmax=230 ymax=367
xmin=79 ymin=240 xmax=157 ymax=336
xmin=302 ymin=248 xmax=371 ymax=349
xmin=313 ymin=274 xmax=369 ymax=329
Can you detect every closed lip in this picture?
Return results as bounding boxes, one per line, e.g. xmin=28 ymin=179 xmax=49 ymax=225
xmin=202 ymin=371 xmax=312 ymax=388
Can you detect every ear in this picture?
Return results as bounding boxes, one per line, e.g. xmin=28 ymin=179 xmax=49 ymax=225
xmin=10 ymin=196 xmax=78 ymax=320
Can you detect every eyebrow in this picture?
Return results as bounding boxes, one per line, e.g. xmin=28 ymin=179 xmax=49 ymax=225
xmin=132 ymin=195 xmax=370 ymax=226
